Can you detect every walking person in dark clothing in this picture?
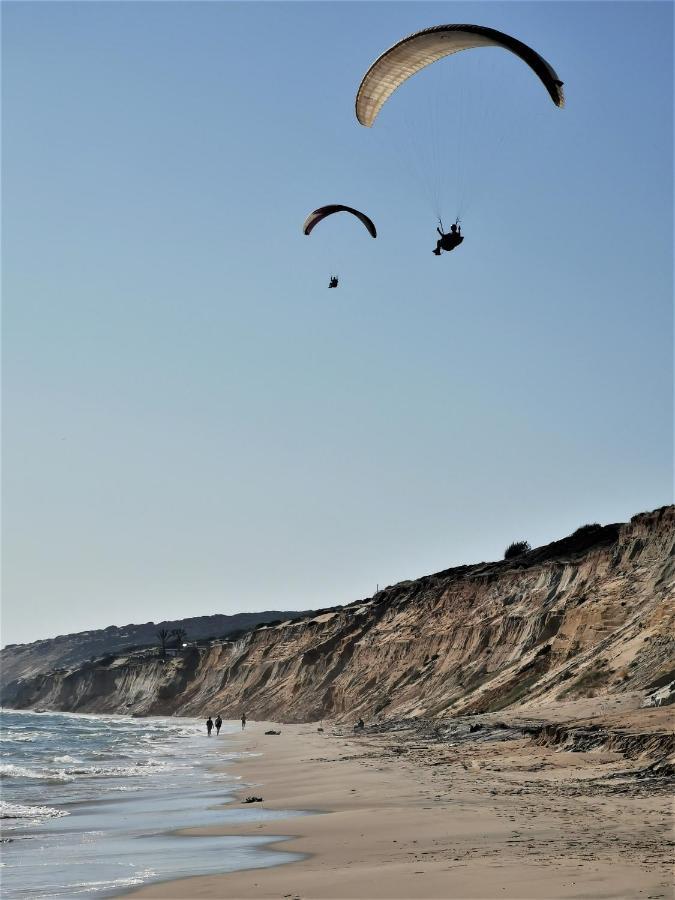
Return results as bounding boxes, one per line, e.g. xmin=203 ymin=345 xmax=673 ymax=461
xmin=215 ymin=715 xmax=222 ymax=736
xmin=241 ymin=713 xmax=247 ymax=731
xmin=206 ymin=716 xmax=213 ymax=736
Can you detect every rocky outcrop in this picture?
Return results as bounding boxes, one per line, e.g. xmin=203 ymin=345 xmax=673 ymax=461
xmin=531 ymin=723 xmax=675 ymax=760
xmin=5 ymin=506 xmax=674 ymax=723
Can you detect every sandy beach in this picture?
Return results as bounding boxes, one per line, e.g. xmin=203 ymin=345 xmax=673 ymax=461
xmin=126 ymin=705 xmax=672 ymax=900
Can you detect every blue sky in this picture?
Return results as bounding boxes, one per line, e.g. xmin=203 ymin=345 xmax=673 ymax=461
xmin=2 ymin=2 xmax=672 ymax=646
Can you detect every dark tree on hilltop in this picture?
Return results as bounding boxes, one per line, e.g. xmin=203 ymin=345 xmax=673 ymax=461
xmin=504 ymin=540 xmax=531 ymax=559
xmin=156 ymin=628 xmax=171 ymax=658
xmin=170 ymin=627 xmax=187 ymax=648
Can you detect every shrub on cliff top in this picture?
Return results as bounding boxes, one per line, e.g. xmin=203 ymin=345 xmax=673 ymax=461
xmin=572 ymin=523 xmax=601 ymax=536
xmin=223 ymin=627 xmax=255 ymax=642
xmin=504 ymin=540 xmax=531 ymax=559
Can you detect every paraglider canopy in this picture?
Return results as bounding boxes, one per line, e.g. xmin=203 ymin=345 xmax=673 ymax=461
xmin=303 ymin=205 xmax=377 ymax=238
xmin=356 ymin=24 xmax=564 ymax=128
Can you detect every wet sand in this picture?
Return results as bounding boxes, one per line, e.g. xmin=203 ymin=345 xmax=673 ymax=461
xmin=125 ymin=707 xmax=672 ymax=899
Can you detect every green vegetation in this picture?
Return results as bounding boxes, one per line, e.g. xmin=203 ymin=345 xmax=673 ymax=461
xmin=156 ymin=628 xmax=171 ymax=658
xmin=504 ymin=540 xmax=531 ymax=559
xmin=170 ymin=627 xmax=187 ymax=648
xmin=572 ymin=523 xmax=602 ymax=536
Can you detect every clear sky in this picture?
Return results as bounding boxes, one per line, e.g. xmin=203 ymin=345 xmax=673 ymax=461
xmin=2 ymin=2 xmax=672 ymax=646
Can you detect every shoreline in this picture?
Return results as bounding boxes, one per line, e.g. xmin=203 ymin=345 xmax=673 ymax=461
xmin=124 ymin=708 xmax=672 ymax=899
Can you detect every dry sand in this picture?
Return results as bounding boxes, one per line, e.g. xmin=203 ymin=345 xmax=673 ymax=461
xmin=126 ymin=714 xmax=672 ymax=900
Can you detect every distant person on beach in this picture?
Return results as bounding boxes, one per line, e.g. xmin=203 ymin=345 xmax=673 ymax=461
xmin=241 ymin=713 xmax=247 ymax=731
xmin=215 ymin=715 xmax=222 ymax=735
xmin=206 ymin=716 xmax=213 ymax=736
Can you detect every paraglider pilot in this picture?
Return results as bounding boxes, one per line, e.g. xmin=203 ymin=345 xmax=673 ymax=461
xmin=433 ymin=222 xmax=464 ymax=255
xmin=328 ymin=275 xmax=339 ymax=288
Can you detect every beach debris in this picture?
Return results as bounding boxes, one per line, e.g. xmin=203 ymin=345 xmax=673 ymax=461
xmin=265 ymin=729 xmax=281 ymax=735
xmin=317 ymin=727 xmax=324 ymax=732
xmin=242 ymin=796 xmax=263 ymax=803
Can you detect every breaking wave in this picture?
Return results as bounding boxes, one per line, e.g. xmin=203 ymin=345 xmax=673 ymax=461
xmin=1 ymin=801 xmax=69 ymax=821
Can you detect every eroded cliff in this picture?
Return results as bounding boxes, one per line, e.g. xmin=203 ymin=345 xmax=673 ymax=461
xmin=5 ymin=506 xmax=673 ymax=722
xmin=0 ymin=610 xmax=310 ymax=689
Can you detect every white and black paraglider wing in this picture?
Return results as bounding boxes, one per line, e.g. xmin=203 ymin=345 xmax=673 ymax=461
xmin=355 ymin=24 xmax=564 ymax=128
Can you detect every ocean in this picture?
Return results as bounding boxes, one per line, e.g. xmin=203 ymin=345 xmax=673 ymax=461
xmin=0 ymin=709 xmax=304 ymax=898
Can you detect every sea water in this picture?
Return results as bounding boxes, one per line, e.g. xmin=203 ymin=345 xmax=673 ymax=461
xmin=0 ymin=709 xmax=304 ymax=898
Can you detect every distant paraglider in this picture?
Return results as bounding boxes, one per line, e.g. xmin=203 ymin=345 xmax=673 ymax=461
xmin=303 ymin=205 xmax=377 ymax=287
xmin=303 ymin=205 xmax=377 ymax=239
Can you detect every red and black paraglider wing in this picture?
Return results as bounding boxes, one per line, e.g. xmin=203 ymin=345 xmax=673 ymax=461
xmin=303 ymin=205 xmax=377 ymax=238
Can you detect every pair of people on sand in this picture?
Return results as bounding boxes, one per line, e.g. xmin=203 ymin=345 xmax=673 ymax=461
xmin=205 ymin=715 xmax=222 ymax=736
xmin=205 ymin=713 xmax=246 ymax=735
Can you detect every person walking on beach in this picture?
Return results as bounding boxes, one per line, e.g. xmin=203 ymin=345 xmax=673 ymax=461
xmin=206 ymin=716 xmax=213 ymax=737
xmin=215 ymin=715 xmax=222 ymax=736
xmin=241 ymin=713 xmax=247 ymax=731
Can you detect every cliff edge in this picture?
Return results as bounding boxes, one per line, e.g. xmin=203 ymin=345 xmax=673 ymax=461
xmin=4 ymin=506 xmax=673 ymax=722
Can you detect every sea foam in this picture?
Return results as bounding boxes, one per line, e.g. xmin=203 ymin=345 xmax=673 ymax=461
xmin=0 ymin=800 xmax=69 ymax=821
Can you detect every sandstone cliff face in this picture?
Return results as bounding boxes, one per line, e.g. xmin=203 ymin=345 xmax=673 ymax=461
xmin=6 ymin=507 xmax=673 ymax=722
